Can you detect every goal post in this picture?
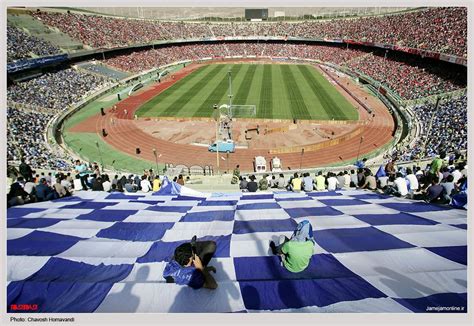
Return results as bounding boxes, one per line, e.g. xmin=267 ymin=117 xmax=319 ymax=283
xmin=229 ymin=105 xmax=257 ymax=119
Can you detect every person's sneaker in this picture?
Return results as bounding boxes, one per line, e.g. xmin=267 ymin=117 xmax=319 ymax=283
xmin=269 ymin=241 xmax=278 ymax=255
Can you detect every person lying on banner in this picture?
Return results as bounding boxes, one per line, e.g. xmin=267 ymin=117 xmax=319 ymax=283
xmin=163 ymin=236 xmax=218 ymax=289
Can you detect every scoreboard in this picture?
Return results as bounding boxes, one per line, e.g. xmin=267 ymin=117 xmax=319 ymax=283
xmin=245 ymin=8 xmax=268 ymax=20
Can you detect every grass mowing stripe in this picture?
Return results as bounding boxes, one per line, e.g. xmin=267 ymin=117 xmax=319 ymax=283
xmin=258 ymin=65 xmax=273 ymax=119
xmin=193 ymin=64 xmax=244 ymax=117
xmin=233 ymin=65 xmax=256 ymax=104
xmin=298 ymin=65 xmax=349 ymax=120
xmin=138 ymin=65 xmax=210 ymax=116
xmin=160 ymin=65 xmax=226 ymax=116
xmin=271 ymin=64 xmax=291 ymax=119
xmin=280 ymin=65 xmax=312 ymax=120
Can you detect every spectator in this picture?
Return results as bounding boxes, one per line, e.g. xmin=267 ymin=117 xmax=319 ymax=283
xmin=425 ymin=176 xmax=446 ymax=203
xmin=91 ymin=176 xmax=104 ymax=191
xmin=405 ymin=168 xmax=419 ymax=193
xmin=315 ymin=171 xmax=326 ymax=191
xmin=109 ymin=184 xmax=121 ymax=193
xmin=7 ymin=176 xmax=30 ymax=207
xmin=302 ymin=172 xmax=314 ymax=192
xmin=153 ymin=175 xmax=161 ymax=192
xmin=327 ymin=172 xmax=339 ymax=191
xmin=177 ymin=174 xmax=185 ymax=186
xmin=74 ymin=160 xmax=89 ymax=191
xmin=360 ymin=171 xmax=377 ymax=190
xmin=343 ymin=171 xmax=351 ymax=189
xmin=290 ymin=173 xmax=302 ymax=192
xmin=259 ymin=174 xmax=269 ymax=191
xmin=239 ymin=176 xmax=248 ymax=191
xmin=394 ymin=172 xmax=409 ymax=197
xmin=336 ymin=172 xmax=346 ymax=190
xmin=277 ymin=174 xmax=286 ymax=189
xmin=349 ymin=169 xmax=358 ymax=188
xmin=102 ymin=175 xmax=112 ymax=192
xmin=35 ymin=178 xmax=59 ymax=202
xmin=19 ymin=158 xmax=33 ymax=181
xmin=140 ymin=175 xmax=152 ymax=192
xmin=53 ymin=174 xmax=71 ymax=198
xmin=247 ymin=175 xmax=258 ymax=193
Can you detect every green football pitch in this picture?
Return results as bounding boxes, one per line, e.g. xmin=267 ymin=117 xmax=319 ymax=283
xmin=136 ymin=63 xmax=358 ymax=121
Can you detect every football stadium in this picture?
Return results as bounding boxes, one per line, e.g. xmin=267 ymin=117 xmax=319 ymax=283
xmin=5 ymin=5 xmax=469 ymax=315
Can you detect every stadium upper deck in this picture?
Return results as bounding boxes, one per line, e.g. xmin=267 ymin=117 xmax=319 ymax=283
xmin=6 ymin=7 xmax=467 ymax=62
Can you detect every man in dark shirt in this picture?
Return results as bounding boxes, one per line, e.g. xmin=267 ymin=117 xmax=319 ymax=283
xmin=163 ymin=238 xmax=217 ymax=290
xmin=246 ymin=175 xmax=258 ymax=192
xmin=425 ymin=178 xmax=445 ymax=203
xmin=91 ymin=177 xmax=104 ymax=191
xmin=7 ymin=177 xmax=30 ymax=207
xmin=19 ymin=159 xmax=33 ymax=181
xmin=35 ymin=178 xmax=59 ymax=202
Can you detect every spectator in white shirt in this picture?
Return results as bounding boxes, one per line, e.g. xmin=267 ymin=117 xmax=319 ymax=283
xmin=452 ymin=163 xmax=464 ymax=183
xmin=394 ymin=173 xmax=409 ymax=197
xmin=343 ymin=171 xmax=351 ymax=188
xmin=405 ymin=168 xmax=419 ymax=192
xmin=73 ymin=175 xmax=83 ymax=191
xmin=140 ymin=175 xmax=152 ymax=192
xmin=102 ymin=175 xmax=112 ymax=192
xmin=61 ymin=177 xmax=73 ymax=193
xmin=327 ymin=172 xmax=339 ymax=191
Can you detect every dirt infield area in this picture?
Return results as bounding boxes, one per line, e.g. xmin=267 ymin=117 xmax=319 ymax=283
xmin=70 ymin=60 xmax=395 ymax=172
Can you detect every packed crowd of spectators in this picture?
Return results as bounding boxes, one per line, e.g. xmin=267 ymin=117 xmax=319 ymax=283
xmin=7 ymin=107 xmax=70 ymax=170
xmin=346 ymin=51 xmax=465 ymax=100
xmin=103 ymin=42 xmax=465 ymax=100
xmin=30 ymin=7 xmax=466 ymax=57
xmin=392 ymin=96 xmax=467 ymax=162
xmin=7 ymin=68 xmax=112 ymax=170
xmin=7 ymin=68 xmax=110 ymax=110
xmin=7 ymin=25 xmax=61 ymax=62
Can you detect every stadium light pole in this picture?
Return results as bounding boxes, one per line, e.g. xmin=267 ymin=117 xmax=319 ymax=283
xmin=300 ymin=148 xmax=304 ymax=170
xmin=152 ymin=148 xmax=159 ymax=173
xmin=356 ymin=136 xmax=364 ymax=163
xmin=213 ymin=104 xmax=220 ymax=175
xmin=95 ymin=141 xmax=104 ymax=172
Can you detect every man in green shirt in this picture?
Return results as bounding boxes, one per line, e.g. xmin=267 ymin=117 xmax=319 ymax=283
xmin=429 ymin=151 xmax=446 ymax=180
xmin=270 ymin=220 xmax=315 ymax=273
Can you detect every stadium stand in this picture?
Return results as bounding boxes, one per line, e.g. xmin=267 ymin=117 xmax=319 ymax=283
xmin=7 ymin=68 xmax=113 ymax=170
xmin=392 ymin=96 xmax=467 ymax=161
xmin=30 ymin=7 xmax=466 ymax=57
xmin=7 ymin=25 xmax=61 ymax=62
xmin=7 ymin=107 xmax=70 ymax=171
xmin=8 ymin=13 xmax=83 ymax=55
xmin=7 ymin=68 xmax=111 ymax=110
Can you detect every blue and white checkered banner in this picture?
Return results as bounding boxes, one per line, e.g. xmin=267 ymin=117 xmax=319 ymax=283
xmin=7 ymin=188 xmax=467 ymax=313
